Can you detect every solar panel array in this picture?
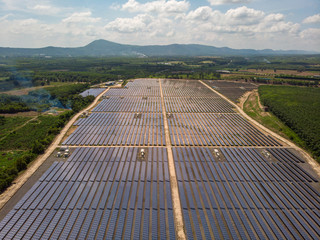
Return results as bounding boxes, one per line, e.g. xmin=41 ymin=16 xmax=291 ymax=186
xmin=93 ymin=97 xmax=162 ymax=112
xmin=1 ymin=78 xmax=319 ymax=239
xmin=79 ymin=88 xmax=106 ymax=97
xmin=64 ymin=113 xmax=165 ymax=146
xmin=0 ymin=147 xmax=175 ymax=239
xmin=203 ymin=80 xmax=258 ymax=102
xmin=168 ymin=113 xmax=280 ymax=146
xmin=174 ymin=147 xmax=319 ymax=239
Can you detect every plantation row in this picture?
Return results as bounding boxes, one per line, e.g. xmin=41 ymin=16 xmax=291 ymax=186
xmin=259 ymin=85 xmax=320 ymax=161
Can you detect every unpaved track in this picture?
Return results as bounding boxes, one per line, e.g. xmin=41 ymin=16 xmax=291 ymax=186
xmin=200 ymin=80 xmax=320 ymax=177
xmin=159 ymin=80 xmax=186 ymax=240
xmin=0 ymin=88 xmax=109 ymax=210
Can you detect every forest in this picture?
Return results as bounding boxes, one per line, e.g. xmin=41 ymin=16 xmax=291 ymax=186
xmin=259 ymin=85 xmax=320 ymax=161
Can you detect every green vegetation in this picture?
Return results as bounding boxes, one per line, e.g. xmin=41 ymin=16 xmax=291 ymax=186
xmin=0 ymin=112 xmax=76 ymax=192
xmin=243 ymin=91 xmax=303 ymax=147
xmin=1 ymin=56 xmax=319 ymax=92
xmin=259 ymin=85 xmax=320 ymax=161
xmin=0 ymin=116 xmax=32 ymax=139
xmin=0 ymin=95 xmax=31 ymax=113
xmin=0 ymin=83 xmax=95 ymax=193
xmin=0 ymin=84 xmax=93 ymax=113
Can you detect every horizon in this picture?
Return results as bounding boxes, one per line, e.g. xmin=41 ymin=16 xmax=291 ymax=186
xmin=0 ymin=0 xmax=319 ymax=51
xmin=1 ymin=39 xmax=318 ymax=53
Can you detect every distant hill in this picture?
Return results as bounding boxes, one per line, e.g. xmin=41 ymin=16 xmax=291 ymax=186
xmin=0 ymin=39 xmax=316 ymax=57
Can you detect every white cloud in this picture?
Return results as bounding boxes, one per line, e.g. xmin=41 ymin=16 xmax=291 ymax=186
xmin=62 ymin=11 xmax=101 ymax=23
xmin=121 ymin=0 xmax=190 ymax=15
xmin=31 ymin=4 xmax=61 ymax=15
xmin=303 ymin=14 xmax=320 ymax=24
xmin=300 ymin=28 xmax=320 ymax=40
xmin=186 ymin=6 xmax=217 ymax=21
xmin=0 ymin=1 xmax=319 ymax=51
xmin=0 ymin=0 xmax=65 ymax=16
xmin=105 ymin=14 xmax=153 ymax=33
xmin=208 ymin=0 xmax=252 ymax=6
xmin=225 ymin=6 xmax=264 ymax=25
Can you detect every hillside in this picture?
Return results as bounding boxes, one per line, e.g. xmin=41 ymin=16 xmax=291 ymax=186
xmin=0 ymin=39 xmax=316 ymax=57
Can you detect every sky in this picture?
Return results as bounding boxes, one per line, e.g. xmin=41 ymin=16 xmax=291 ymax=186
xmin=0 ymin=0 xmax=319 ymax=51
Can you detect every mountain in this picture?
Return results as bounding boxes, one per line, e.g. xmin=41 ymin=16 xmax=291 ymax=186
xmin=0 ymin=39 xmax=316 ymax=57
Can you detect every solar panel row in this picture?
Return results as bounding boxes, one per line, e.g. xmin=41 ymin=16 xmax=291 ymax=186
xmin=93 ymin=97 xmax=162 ymax=112
xmin=64 ymin=113 xmax=165 ymax=146
xmin=164 ymin=97 xmax=234 ymax=113
xmin=79 ymin=88 xmax=106 ymax=97
xmin=173 ymin=147 xmax=320 ymax=239
xmin=0 ymin=147 xmax=175 ymax=239
xmin=105 ymin=87 xmax=161 ymax=96
xmin=168 ymin=113 xmax=280 ymax=146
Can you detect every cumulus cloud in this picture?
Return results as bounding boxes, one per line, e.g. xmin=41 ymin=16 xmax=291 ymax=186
xmin=105 ymin=14 xmax=153 ymax=33
xmin=208 ymin=0 xmax=252 ymax=6
xmin=225 ymin=6 xmax=265 ymax=25
xmin=0 ymin=1 xmax=319 ymax=51
xmin=121 ymin=0 xmax=190 ymax=15
xmin=303 ymin=14 xmax=320 ymax=24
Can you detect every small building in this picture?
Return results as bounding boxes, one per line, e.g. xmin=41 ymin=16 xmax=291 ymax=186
xmin=106 ymin=81 xmax=115 ymax=86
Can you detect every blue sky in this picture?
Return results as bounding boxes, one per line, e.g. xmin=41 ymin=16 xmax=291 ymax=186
xmin=0 ymin=0 xmax=319 ymax=51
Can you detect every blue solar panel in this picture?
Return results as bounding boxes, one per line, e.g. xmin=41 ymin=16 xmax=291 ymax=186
xmin=206 ymin=210 xmax=220 ymax=238
xmin=96 ymin=210 xmax=110 ymax=239
xmin=137 ymin=181 xmax=144 ymax=210
xmin=133 ymin=210 xmax=142 ymax=239
xmin=142 ymin=210 xmax=150 ymax=239
xmin=121 ymin=182 xmax=131 ymax=210
xmin=222 ymin=209 xmax=239 ymax=239
xmin=114 ymin=210 xmax=126 ymax=238
xmin=123 ymin=210 xmax=134 ymax=239
xmin=145 ymin=182 xmax=151 ymax=210
xmin=86 ymin=210 xmax=103 ymax=239
xmin=199 ymin=209 xmax=211 ymax=239
xmin=152 ymin=209 xmax=158 ymax=237
xmin=78 ymin=210 xmax=95 ymax=239
xmin=69 ymin=210 xmax=87 ymax=239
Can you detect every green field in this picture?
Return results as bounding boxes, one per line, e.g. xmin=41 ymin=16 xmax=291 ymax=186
xmin=259 ymin=85 xmax=320 ymax=161
xmin=0 ymin=116 xmax=32 ymax=139
xmin=0 ymin=83 xmax=95 ymax=192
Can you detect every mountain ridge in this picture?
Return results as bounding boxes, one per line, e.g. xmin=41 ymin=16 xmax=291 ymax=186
xmin=0 ymin=39 xmax=317 ymax=57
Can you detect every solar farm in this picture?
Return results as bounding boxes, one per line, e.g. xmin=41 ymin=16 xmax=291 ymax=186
xmin=0 ymin=78 xmax=319 ymax=239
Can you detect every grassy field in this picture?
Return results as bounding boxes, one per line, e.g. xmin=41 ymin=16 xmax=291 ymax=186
xmin=0 ymin=116 xmax=32 ymax=139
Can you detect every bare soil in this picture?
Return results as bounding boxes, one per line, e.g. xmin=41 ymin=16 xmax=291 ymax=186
xmin=61 ymin=125 xmax=78 ymax=144
xmin=0 ymin=111 xmax=39 ymax=117
xmin=242 ymin=69 xmax=319 ymax=76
